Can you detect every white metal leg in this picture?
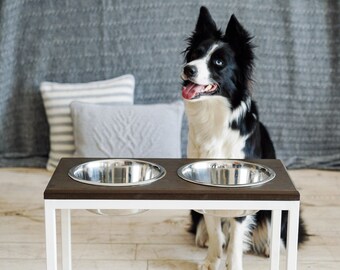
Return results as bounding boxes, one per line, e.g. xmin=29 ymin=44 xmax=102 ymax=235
xmin=61 ymin=209 xmax=72 ymax=270
xmin=45 ymin=201 xmax=57 ymax=270
xmin=286 ymin=202 xmax=300 ymax=270
xmin=270 ymin=210 xmax=282 ymax=270
xmin=44 ymin=199 xmax=300 ymax=270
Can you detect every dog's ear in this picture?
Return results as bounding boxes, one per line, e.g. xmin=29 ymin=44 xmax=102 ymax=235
xmin=224 ymin=14 xmax=253 ymax=55
xmin=223 ymin=14 xmax=254 ymax=78
xmin=183 ymin=7 xmax=220 ymax=61
xmin=194 ymin=6 xmax=218 ymax=38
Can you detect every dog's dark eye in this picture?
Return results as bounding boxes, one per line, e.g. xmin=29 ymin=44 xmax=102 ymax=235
xmin=190 ymin=52 xmax=198 ymax=60
xmin=214 ymin=59 xmax=224 ymax=66
xmin=190 ymin=48 xmax=205 ymax=60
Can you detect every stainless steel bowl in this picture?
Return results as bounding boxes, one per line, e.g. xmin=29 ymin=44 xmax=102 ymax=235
xmin=68 ymin=159 xmax=166 ymax=216
xmin=69 ymin=159 xmax=166 ymax=187
xmin=177 ymin=160 xmax=276 ymax=217
xmin=177 ymin=160 xmax=275 ymax=188
xmin=86 ymin=209 xmax=149 ymax=216
xmin=194 ymin=209 xmax=260 ymax=218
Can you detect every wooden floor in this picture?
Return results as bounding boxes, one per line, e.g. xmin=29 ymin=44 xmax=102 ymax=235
xmin=0 ymin=167 xmax=339 ymax=269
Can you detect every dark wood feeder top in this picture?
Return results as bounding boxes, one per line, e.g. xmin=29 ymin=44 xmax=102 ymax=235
xmin=44 ymin=158 xmax=299 ymax=201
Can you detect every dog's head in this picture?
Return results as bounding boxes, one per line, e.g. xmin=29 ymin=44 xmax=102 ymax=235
xmin=181 ymin=7 xmax=254 ymax=107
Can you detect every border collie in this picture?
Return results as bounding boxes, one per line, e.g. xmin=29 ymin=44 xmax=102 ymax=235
xmin=181 ymin=7 xmax=307 ymax=270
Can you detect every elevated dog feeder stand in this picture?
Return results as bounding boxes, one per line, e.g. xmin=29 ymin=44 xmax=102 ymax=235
xmin=44 ymin=158 xmax=300 ymax=270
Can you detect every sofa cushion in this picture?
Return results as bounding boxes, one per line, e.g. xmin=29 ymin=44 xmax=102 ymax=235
xmin=70 ymin=101 xmax=184 ymax=158
xmin=40 ymin=74 xmax=135 ymax=171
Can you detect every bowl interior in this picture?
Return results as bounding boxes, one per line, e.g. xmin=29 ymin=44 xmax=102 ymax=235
xmin=69 ymin=159 xmax=166 ymax=187
xmin=177 ymin=160 xmax=275 ymax=188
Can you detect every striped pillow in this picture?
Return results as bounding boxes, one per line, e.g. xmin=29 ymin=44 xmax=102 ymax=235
xmin=40 ymin=74 xmax=135 ymax=171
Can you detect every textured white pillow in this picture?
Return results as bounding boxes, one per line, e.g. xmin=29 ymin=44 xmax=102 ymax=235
xmin=70 ymin=101 xmax=184 ymax=158
xmin=40 ymin=74 xmax=135 ymax=171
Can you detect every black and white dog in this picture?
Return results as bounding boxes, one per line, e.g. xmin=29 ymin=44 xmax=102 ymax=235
xmin=181 ymin=7 xmax=307 ymax=270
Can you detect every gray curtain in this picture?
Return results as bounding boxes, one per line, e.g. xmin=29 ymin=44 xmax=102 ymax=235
xmin=0 ymin=0 xmax=339 ymax=169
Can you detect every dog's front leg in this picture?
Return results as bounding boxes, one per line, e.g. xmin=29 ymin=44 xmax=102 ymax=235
xmin=200 ymin=214 xmax=224 ymax=270
xmin=226 ymin=218 xmax=244 ymax=270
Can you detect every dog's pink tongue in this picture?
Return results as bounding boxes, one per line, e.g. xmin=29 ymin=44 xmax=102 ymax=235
xmin=182 ymin=83 xmax=205 ymax=100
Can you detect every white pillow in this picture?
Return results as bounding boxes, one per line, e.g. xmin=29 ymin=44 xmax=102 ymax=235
xmin=70 ymin=101 xmax=184 ymax=158
xmin=40 ymin=74 xmax=135 ymax=171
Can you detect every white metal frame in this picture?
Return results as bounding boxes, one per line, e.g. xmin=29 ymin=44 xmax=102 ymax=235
xmin=45 ymin=199 xmax=300 ymax=270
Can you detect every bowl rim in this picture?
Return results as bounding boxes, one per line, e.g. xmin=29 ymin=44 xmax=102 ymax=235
xmin=177 ymin=160 xmax=276 ymax=188
xmin=68 ymin=158 xmax=166 ymax=187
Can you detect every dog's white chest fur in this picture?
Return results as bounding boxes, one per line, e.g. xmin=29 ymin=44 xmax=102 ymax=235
xmin=185 ymin=96 xmax=246 ymax=159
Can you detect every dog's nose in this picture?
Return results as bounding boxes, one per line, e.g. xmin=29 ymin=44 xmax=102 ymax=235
xmin=183 ymin=65 xmax=197 ymax=77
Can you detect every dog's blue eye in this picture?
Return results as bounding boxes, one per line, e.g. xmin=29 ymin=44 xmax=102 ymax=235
xmin=214 ymin=59 xmax=224 ymax=66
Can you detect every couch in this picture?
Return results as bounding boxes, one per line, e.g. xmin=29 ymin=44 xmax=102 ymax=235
xmin=0 ymin=0 xmax=339 ymax=170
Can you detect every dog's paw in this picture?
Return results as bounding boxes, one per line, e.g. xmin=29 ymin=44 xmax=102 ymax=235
xmin=198 ymin=259 xmax=221 ymax=270
xmin=196 ymin=233 xmax=209 ymax=248
xmin=226 ymin=262 xmax=243 ymax=270
xmin=195 ymin=219 xmax=209 ymax=248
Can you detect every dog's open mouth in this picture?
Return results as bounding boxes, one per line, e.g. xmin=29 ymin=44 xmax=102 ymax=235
xmin=182 ymin=82 xmax=218 ymax=100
